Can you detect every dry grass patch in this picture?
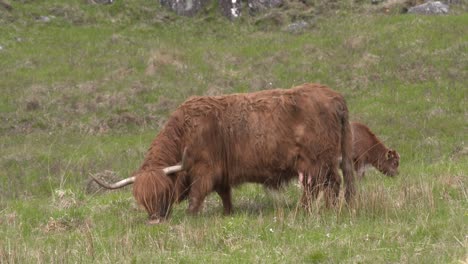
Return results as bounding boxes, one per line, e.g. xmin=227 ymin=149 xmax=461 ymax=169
xmin=145 ymin=96 xmax=178 ymax=113
xmin=52 ymin=189 xmax=77 ymax=210
xmin=0 ymin=212 xmax=18 ymax=226
xmin=145 ymin=49 xmax=186 ymax=76
xmin=86 ymin=170 xmax=121 ymax=194
xmin=354 ymin=184 xmax=394 ymax=217
xmin=354 ymin=52 xmax=381 ymax=70
xmin=42 ymin=217 xmax=70 ymax=233
xmin=343 ymin=35 xmax=368 ymax=51
xmin=450 ymin=145 xmax=468 ymax=161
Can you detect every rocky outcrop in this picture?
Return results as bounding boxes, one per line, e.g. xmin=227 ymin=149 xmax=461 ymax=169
xmin=219 ymin=0 xmax=242 ymax=19
xmin=247 ymin=0 xmax=283 ymax=14
xmin=160 ymin=0 xmax=284 ymax=18
xmin=160 ymin=0 xmax=210 ymax=16
xmin=407 ymin=1 xmax=449 ymax=14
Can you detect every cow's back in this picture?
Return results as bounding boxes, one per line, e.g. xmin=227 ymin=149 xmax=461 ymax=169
xmin=351 ymin=122 xmax=378 ymax=160
xmin=178 ymin=83 xmax=347 ymax=187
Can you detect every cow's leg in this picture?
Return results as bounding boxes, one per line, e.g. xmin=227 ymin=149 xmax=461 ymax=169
xmin=187 ymin=196 xmax=205 ymax=215
xmin=324 ymin=167 xmax=341 ymax=207
xmin=299 ymin=171 xmax=309 ymax=208
xmin=300 ymin=173 xmax=319 ymax=209
xmin=216 ymin=186 xmax=233 ymax=215
xmin=300 ymin=188 xmax=312 ymax=209
xmin=187 ymin=182 xmax=210 ymax=215
xmin=187 ymin=166 xmax=215 ymax=215
xmin=301 ymin=164 xmax=335 ymax=209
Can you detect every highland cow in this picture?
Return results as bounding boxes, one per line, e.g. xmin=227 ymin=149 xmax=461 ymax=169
xmin=92 ymin=83 xmax=355 ymax=223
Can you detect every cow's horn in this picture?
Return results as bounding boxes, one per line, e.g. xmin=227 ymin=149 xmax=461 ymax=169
xmin=91 ymin=148 xmax=188 ymax=189
xmin=90 ymin=175 xmax=136 ymax=189
xmin=163 ymin=165 xmax=182 ymax=174
xmin=163 ymin=147 xmax=188 ymax=175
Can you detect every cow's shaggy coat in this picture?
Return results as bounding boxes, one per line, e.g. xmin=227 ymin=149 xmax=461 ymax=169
xmin=102 ymin=83 xmax=355 ymax=221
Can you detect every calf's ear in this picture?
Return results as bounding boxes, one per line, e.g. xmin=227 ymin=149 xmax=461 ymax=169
xmin=386 ymin=150 xmax=392 ymax=160
xmin=386 ymin=149 xmax=399 ymax=160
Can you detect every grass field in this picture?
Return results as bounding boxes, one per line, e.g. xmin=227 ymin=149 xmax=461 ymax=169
xmin=0 ymin=1 xmax=467 ymax=263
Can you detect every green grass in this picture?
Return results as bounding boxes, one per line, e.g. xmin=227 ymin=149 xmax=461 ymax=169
xmin=1 ymin=1 xmax=467 ymax=263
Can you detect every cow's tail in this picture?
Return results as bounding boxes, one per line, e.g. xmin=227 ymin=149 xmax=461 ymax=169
xmin=339 ymin=102 xmax=355 ymax=203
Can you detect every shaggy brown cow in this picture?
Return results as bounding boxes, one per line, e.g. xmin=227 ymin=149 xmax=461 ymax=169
xmin=351 ymin=122 xmax=400 ymax=178
xmin=92 ymin=83 xmax=355 ymax=222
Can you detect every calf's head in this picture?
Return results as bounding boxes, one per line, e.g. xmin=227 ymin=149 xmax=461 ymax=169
xmin=379 ymin=149 xmax=400 ymax=177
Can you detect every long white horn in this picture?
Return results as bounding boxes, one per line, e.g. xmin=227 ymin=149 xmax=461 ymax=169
xmin=91 ymin=148 xmax=187 ymax=188
xmin=90 ymin=175 xmax=135 ymax=189
xmin=164 ymin=147 xmax=188 ymax=175
xmin=163 ymin=164 xmax=183 ymax=174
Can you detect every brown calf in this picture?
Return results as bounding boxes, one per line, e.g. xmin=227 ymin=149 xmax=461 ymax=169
xmin=351 ymin=122 xmax=400 ymax=178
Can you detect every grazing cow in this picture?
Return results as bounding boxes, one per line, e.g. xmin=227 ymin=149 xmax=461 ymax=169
xmin=92 ymin=83 xmax=355 ymax=223
xmin=350 ymin=122 xmax=400 ymax=178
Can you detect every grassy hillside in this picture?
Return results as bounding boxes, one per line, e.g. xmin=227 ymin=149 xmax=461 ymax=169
xmin=0 ymin=1 xmax=467 ymax=263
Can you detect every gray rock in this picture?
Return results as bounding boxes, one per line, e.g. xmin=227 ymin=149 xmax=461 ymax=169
xmin=408 ymin=1 xmax=449 ymax=15
xmin=88 ymin=0 xmax=114 ymax=3
xmin=160 ymin=0 xmax=286 ymax=18
xmin=0 ymin=0 xmax=12 ymax=11
xmin=39 ymin=16 xmax=50 ymax=22
xmin=219 ymin=0 xmax=242 ymax=19
xmin=248 ymin=0 xmax=283 ymax=14
xmin=0 ymin=45 xmax=3 ymax=51
xmin=38 ymin=16 xmax=54 ymax=22
xmin=285 ymin=20 xmax=309 ymax=33
xmin=160 ymin=0 xmax=210 ymax=16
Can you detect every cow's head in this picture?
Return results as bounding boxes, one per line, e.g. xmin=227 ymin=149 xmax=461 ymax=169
xmin=133 ymin=169 xmax=176 ymax=223
xmin=379 ymin=149 xmax=400 ymax=177
xmin=90 ymin=149 xmax=188 ymax=224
